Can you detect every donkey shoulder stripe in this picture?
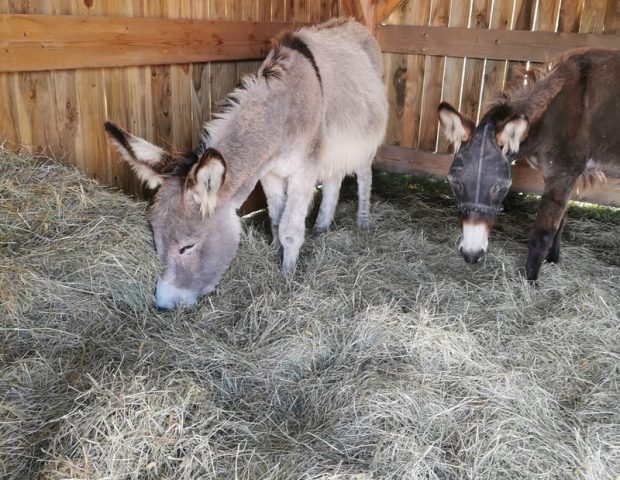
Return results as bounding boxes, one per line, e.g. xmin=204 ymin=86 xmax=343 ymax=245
xmin=279 ymin=33 xmax=322 ymax=88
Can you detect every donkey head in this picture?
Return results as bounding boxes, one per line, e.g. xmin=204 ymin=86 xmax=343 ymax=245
xmin=104 ymin=122 xmax=241 ymax=310
xmin=438 ymin=102 xmax=528 ymax=264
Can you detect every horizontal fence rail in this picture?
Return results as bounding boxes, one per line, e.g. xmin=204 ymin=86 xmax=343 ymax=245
xmin=374 ymin=145 xmax=620 ymax=207
xmin=377 ymin=24 xmax=620 ymax=62
xmin=0 ymin=15 xmax=297 ymax=72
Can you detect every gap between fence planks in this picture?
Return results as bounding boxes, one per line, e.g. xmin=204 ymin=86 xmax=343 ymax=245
xmin=378 ymin=24 xmax=620 ymax=62
xmin=0 ymin=14 xmax=297 ymax=72
xmin=374 ymin=145 xmax=620 ymax=207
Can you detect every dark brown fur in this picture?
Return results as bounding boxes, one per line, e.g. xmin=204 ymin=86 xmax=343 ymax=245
xmin=488 ymin=49 xmax=620 ymax=279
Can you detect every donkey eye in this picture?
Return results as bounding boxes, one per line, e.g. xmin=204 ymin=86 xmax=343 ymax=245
xmin=179 ymin=244 xmax=195 ymax=255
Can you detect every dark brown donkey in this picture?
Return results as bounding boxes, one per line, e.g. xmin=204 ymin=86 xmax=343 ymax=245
xmin=438 ymin=49 xmax=620 ymax=280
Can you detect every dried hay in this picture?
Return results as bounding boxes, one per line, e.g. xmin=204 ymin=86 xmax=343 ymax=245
xmin=1 ymin=147 xmax=619 ymax=479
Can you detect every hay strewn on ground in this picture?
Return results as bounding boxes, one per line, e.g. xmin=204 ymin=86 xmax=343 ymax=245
xmin=1 ymin=147 xmax=619 ymax=480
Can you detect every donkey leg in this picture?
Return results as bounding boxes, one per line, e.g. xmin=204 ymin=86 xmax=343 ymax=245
xmin=279 ymin=174 xmax=317 ymax=275
xmin=545 ymin=212 xmax=567 ymax=264
xmin=526 ymin=176 xmax=577 ymax=281
xmin=261 ymin=172 xmax=287 ymax=253
xmin=356 ymin=163 xmax=373 ymax=229
xmin=314 ymin=175 xmax=343 ymax=234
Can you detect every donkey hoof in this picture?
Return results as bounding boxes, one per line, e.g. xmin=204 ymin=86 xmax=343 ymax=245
xmin=356 ymin=219 xmax=371 ymax=230
xmin=313 ymin=225 xmax=330 ymax=235
xmin=525 ymin=265 xmax=540 ymax=282
xmin=545 ymin=250 xmax=560 ymax=264
xmin=281 ymin=264 xmax=296 ymax=277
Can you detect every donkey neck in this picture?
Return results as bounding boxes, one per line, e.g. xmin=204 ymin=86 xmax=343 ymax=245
xmin=207 ymin=76 xmax=321 ymax=210
xmin=217 ymin=141 xmax=277 ymax=209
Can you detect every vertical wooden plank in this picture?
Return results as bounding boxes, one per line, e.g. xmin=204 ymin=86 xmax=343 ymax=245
xmin=559 ymin=0 xmax=584 ymax=33
xmin=478 ymin=0 xmax=518 ymax=115
xmin=51 ymin=70 xmax=79 ymax=162
xmin=101 ymin=0 xmax=148 ymax=193
xmin=580 ymin=0 xmax=611 ymax=33
xmin=3 ymin=0 xmax=58 ymax=158
xmin=309 ymin=0 xmax=323 ymax=22
xmin=381 ymin=5 xmax=406 ymax=145
xmin=604 ymin=0 xmax=619 ymax=33
xmin=534 ymin=0 xmax=563 ymax=69
xmin=460 ymin=0 xmax=492 ymax=123
xmin=1 ymin=0 xmax=30 ymax=150
xmin=0 ymin=2 xmax=14 ymax=145
xmin=400 ymin=0 xmax=431 ymax=148
xmin=144 ymin=1 xmax=174 ymax=151
xmin=272 ymin=0 xmax=286 ymax=21
xmin=190 ymin=1 xmax=212 ymax=149
xmin=526 ymin=0 xmax=564 ymax=82
xmin=46 ymin=1 xmax=79 ymax=169
xmin=537 ymin=0 xmax=562 ymax=30
xmin=74 ymin=68 xmax=109 ymax=181
xmin=237 ymin=0 xmax=262 ymax=82
xmin=208 ymin=0 xmax=240 ymax=121
xmin=13 ymin=72 xmax=58 ymax=155
xmin=417 ymin=0 xmax=450 ymax=151
xmin=166 ymin=1 xmax=193 ymax=151
xmin=285 ymin=0 xmax=295 ymax=21
xmin=293 ymin=0 xmax=310 ymax=22
xmin=437 ymin=0 xmax=471 ymax=152
xmin=505 ymin=0 xmax=534 ymax=88
xmin=71 ymin=1 xmax=114 ymax=183
xmin=0 ymin=73 xmax=19 ymax=145
xmin=321 ymin=0 xmax=340 ymax=19
xmin=258 ymin=0 xmax=272 ymax=22
xmin=0 ymin=0 xmax=79 ymax=163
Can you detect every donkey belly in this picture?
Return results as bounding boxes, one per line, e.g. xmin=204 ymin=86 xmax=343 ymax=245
xmin=317 ymin=112 xmax=386 ymax=181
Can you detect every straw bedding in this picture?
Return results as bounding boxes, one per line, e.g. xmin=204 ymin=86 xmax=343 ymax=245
xmin=1 ymin=147 xmax=619 ymax=479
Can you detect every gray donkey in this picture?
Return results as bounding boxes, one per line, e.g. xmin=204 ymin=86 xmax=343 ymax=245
xmin=105 ymin=18 xmax=388 ymax=309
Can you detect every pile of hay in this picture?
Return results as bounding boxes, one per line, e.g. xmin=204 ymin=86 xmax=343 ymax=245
xmin=1 ymin=147 xmax=619 ymax=479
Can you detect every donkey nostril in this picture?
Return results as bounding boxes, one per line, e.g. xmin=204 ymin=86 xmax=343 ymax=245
xmin=462 ymin=249 xmax=484 ymax=264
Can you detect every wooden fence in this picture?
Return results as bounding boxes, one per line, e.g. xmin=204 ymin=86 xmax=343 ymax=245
xmin=0 ymin=0 xmax=341 ymax=200
xmin=1 ymin=0 xmax=619 ymax=206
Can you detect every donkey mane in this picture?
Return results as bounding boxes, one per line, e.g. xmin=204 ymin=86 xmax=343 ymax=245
xmin=193 ymin=30 xmax=321 ymax=163
xmin=489 ymin=54 xmax=574 ymax=125
xmin=489 ymin=50 xmax=606 ymax=128
xmin=198 ymin=75 xmax=260 ymax=151
xmin=262 ymin=32 xmax=322 ymax=86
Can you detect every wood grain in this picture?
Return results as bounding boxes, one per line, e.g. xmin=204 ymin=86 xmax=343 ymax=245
xmin=1 ymin=14 xmax=292 ymax=72
xmin=399 ymin=0 xmax=431 ymax=149
xmin=381 ymin=2 xmax=406 ymax=145
xmin=417 ymin=0 xmax=450 ymax=151
xmin=477 ymin=0 xmax=514 ymax=117
xmin=459 ymin=0 xmax=491 ymax=123
xmin=377 ymin=24 xmax=620 ymax=62
xmin=436 ymin=0 xmax=471 ymax=153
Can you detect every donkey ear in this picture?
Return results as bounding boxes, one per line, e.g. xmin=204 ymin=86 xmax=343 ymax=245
xmin=104 ymin=121 xmax=170 ymax=189
xmin=437 ymin=102 xmax=474 ymax=152
xmin=497 ymin=115 xmax=529 ymax=155
xmin=186 ymin=148 xmax=226 ymax=218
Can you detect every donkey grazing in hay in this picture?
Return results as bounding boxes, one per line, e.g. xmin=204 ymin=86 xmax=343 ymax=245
xmin=105 ymin=19 xmax=387 ymax=309
xmin=438 ymin=49 xmax=620 ymax=280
